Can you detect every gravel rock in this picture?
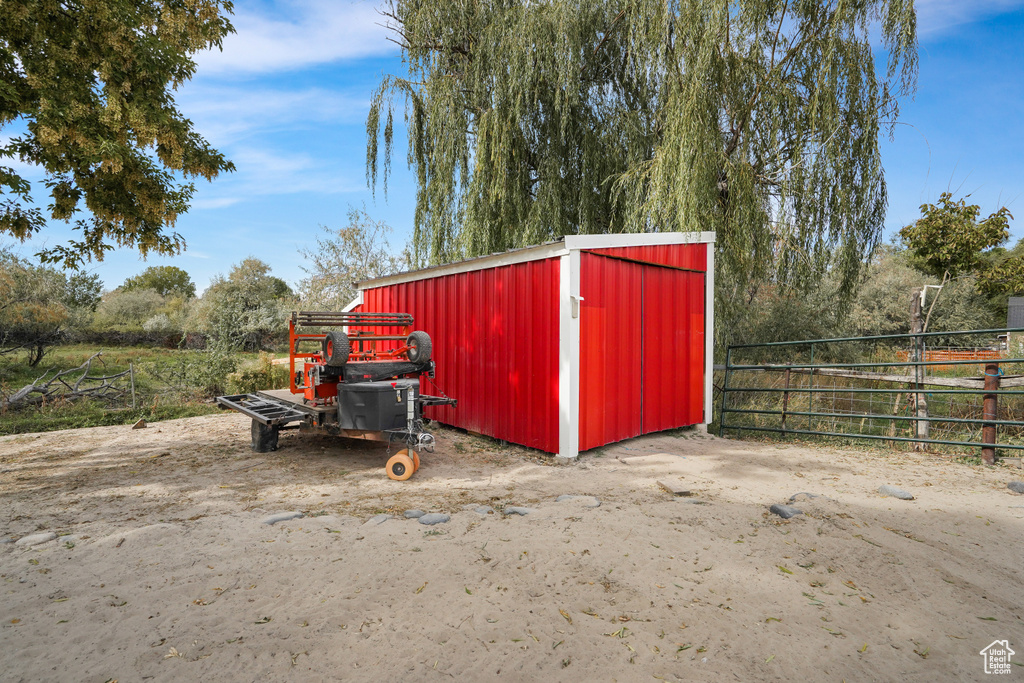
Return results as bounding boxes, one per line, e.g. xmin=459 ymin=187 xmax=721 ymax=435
xmin=769 ymin=504 xmax=803 ymax=519
xmin=556 ymin=494 xmax=601 ymax=508
xmin=418 ymin=513 xmax=451 ymax=526
xmin=878 ymin=485 xmax=915 ymax=500
xmin=15 ymin=532 xmax=57 ymax=546
xmin=789 ymin=492 xmax=819 ymax=502
xmin=503 ymin=506 xmax=535 ymax=516
xmin=461 ymin=503 xmax=495 ymax=515
xmin=363 ymin=514 xmax=391 ymax=526
xmin=403 ymin=510 xmax=426 ymax=519
xmin=1007 ymin=481 xmax=1024 ymax=494
xmin=261 ymin=511 xmax=304 ymax=525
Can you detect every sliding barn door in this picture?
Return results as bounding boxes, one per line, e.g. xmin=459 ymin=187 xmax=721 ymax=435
xmin=640 ymin=266 xmax=705 ymax=432
xmin=579 ymin=252 xmax=706 ymax=451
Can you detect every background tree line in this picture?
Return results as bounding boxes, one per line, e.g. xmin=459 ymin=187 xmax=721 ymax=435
xmin=731 ymin=193 xmax=1018 ymax=348
xmin=3 ymin=190 xmax=1017 ymax=373
xmin=0 ymin=205 xmax=403 ymax=367
xmin=0 ymin=248 xmax=296 ymax=365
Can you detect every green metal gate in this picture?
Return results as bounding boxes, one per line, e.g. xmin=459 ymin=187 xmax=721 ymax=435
xmin=719 ymin=328 xmax=1024 ymax=462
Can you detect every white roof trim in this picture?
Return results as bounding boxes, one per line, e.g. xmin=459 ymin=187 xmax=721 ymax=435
xmin=359 ymin=241 xmax=569 ymax=289
xmin=341 ymin=291 xmax=363 ymax=312
xmin=358 ymin=232 xmax=716 ymax=290
xmin=565 ymin=231 xmax=716 ymax=250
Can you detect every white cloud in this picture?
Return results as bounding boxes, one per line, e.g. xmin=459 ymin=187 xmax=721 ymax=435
xmin=176 ymin=84 xmax=368 ymax=145
xmin=195 ymin=0 xmax=397 ymax=75
xmin=191 ymin=197 xmax=242 ymax=210
xmin=915 ymin=0 xmax=1024 ymax=36
xmin=197 ymin=147 xmax=364 ymax=202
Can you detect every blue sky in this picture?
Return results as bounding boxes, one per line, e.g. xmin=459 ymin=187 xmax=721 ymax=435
xmin=10 ymin=0 xmax=1024 ymax=292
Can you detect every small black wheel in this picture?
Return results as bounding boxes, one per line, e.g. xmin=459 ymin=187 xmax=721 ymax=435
xmin=322 ymin=330 xmax=351 ymax=366
xmin=406 ymin=331 xmax=432 ymax=363
xmin=251 ymin=419 xmax=279 ymax=453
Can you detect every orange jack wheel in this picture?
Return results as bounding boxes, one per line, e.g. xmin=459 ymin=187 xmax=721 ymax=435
xmin=396 ymin=448 xmax=421 ymax=472
xmin=386 ymin=452 xmax=415 ymax=481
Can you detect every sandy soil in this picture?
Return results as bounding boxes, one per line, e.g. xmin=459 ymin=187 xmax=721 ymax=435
xmin=1 ymin=413 xmax=1022 ymax=682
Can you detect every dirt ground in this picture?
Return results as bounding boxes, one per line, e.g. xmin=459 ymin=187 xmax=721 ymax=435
xmin=0 ymin=413 xmax=1022 ymax=682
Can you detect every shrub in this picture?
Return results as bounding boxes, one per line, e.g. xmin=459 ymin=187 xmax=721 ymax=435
xmin=189 ymin=258 xmax=293 ymax=351
xmin=143 ymin=313 xmax=174 ymax=333
xmin=93 ymin=288 xmax=165 ymax=331
xmin=145 ymin=343 xmax=238 ymax=398
xmin=227 ymin=352 xmax=289 ymax=394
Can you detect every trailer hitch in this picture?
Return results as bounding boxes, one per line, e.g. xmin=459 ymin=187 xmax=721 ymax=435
xmin=418 ymin=395 xmax=458 ymax=408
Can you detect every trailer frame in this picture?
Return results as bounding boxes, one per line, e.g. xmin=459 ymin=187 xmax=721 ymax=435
xmin=216 ymin=309 xmax=456 ymax=480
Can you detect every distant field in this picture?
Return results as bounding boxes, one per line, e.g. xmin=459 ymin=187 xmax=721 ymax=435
xmin=0 ymin=344 xmax=286 ymax=435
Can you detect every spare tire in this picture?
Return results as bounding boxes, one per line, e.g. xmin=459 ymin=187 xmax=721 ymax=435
xmin=322 ymin=330 xmax=351 ymax=366
xmin=406 ymin=330 xmax=432 ymax=364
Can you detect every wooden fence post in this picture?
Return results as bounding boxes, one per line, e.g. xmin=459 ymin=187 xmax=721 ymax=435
xmin=130 ymin=362 xmax=136 ymax=410
xmin=910 ymin=288 xmax=930 ymax=450
xmin=982 ymin=362 xmax=999 ymax=464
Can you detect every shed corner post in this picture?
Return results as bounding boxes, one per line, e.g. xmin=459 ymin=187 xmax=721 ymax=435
xmin=558 ymin=248 xmax=581 ymax=460
xmin=703 ymin=236 xmax=716 ymax=428
xmin=341 ymin=290 xmax=365 ymax=334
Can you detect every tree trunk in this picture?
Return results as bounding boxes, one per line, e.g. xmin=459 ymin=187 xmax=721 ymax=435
xmin=28 ymin=343 xmax=45 ymax=367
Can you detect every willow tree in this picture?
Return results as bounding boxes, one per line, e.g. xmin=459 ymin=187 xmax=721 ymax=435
xmin=367 ymin=0 xmax=918 ymax=337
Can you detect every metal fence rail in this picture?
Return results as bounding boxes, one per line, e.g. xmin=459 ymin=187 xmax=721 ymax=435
xmin=719 ymin=328 xmax=1024 ymax=463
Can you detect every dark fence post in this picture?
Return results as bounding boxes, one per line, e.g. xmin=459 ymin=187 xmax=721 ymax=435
xmin=808 ymin=343 xmax=815 ymax=432
xmin=982 ymin=362 xmax=1000 ymax=464
xmin=719 ymin=346 xmax=732 ymax=437
xmin=781 ymin=364 xmax=791 ymax=434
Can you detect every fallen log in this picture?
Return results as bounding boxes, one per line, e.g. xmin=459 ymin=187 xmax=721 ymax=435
xmin=1 ymin=353 xmax=130 ymax=409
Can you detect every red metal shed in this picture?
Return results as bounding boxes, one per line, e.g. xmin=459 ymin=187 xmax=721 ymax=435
xmin=348 ymin=232 xmax=715 ymax=459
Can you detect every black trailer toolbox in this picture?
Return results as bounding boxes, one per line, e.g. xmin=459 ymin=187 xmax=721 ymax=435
xmin=337 ymin=379 xmax=420 ymax=431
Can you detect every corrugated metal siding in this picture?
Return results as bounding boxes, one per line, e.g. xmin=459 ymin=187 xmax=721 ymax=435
xmin=588 ymin=242 xmax=707 ymax=271
xmin=580 ymin=251 xmax=706 ymax=451
xmin=579 ymin=253 xmax=643 ymax=451
xmin=359 ymin=258 xmax=561 ymax=453
xmin=641 ymin=267 xmax=705 ymax=431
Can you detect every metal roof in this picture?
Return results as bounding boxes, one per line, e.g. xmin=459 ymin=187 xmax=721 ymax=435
xmin=356 ymin=231 xmax=716 ymax=290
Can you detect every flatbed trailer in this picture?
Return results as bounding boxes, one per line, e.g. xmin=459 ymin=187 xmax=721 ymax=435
xmin=216 ymin=311 xmax=456 ymax=481
xmin=217 ymin=388 xmax=454 ymax=446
